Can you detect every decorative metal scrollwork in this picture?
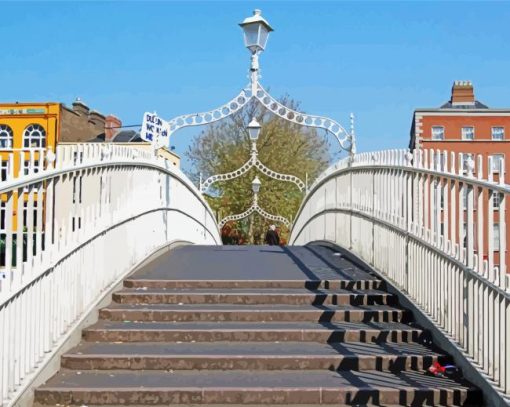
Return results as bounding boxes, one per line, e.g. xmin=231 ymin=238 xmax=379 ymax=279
xmin=219 ymin=202 xmax=291 ymax=229
xmin=167 ymin=82 xmax=354 ymax=154
xmin=254 ymin=84 xmax=353 ymax=152
xmin=201 ymin=150 xmax=306 ymax=193
xmin=167 ymin=89 xmax=252 ymax=137
xmin=166 ymin=63 xmax=355 ymax=154
xmin=201 ymin=157 xmax=255 ymax=192
xmin=253 ymin=159 xmax=305 ymax=191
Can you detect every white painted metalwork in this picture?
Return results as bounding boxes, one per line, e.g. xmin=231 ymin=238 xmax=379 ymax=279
xmin=218 ymin=177 xmax=291 ymax=228
xmin=200 ymin=129 xmax=306 ymax=193
xmin=290 ymin=148 xmax=510 ymax=398
xmin=0 ymin=144 xmax=221 ymax=406
xmin=165 ymin=10 xmax=355 ymax=155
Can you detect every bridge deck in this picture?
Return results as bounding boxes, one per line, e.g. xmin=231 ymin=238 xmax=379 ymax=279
xmin=131 ymin=245 xmax=378 ymax=281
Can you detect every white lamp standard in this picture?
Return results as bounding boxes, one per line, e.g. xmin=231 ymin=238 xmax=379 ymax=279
xmin=219 ymin=175 xmax=291 ymax=229
xmin=239 ymin=9 xmax=273 ymax=95
xmin=252 ymin=176 xmax=261 ymax=193
xmin=247 ymin=117 xmax=261 ymax=154
xmin=166 ymin=9 xmax=355 ymax=156
xmin=200 ymin=117 xmax=306 ymax=193
xmin=247 ymin=118 xmax=262 ymax=141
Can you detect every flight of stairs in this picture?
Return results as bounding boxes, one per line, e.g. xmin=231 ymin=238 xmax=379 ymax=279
xmin=35 ymin=257 xmax=482 ymax=405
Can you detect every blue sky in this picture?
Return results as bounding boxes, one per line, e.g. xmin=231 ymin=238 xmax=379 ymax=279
xmin=1 ymin=1 xmax=510 ymax=169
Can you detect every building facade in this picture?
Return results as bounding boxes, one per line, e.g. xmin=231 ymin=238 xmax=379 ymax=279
xmin=409 ymin=81 xmax=510 ymax=272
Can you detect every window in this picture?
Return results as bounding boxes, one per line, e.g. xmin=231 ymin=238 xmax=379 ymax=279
xmin=494 ymin=224 xmax=500 ymax=248
xmin=492 ymin=127 xmax=505 ymax=141
xmin=493 ymin=192 xmax=504 ymax=209
xmin=462 ymin=126 xmax=475 ymax=140
xmin=490 ymin=154 xmax=504 ymax=173
xmin=0 ymin=124 xmax=13 ymax=149
xmin=431 ymin=126 xmax=444 ymax=140
xmin=23 ymin=124 xmax=46 ymax=148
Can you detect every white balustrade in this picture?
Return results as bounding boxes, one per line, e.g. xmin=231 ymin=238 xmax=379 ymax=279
xmin=0 ymin=144 xmax=221 ymax=406
xmin=291 ymin=148 xmax=510 ymax=397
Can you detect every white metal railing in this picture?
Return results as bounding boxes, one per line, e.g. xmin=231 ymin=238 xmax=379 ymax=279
xmin=0 ymin=143 xmax=221 ymax=406
xmin=290 ymin=148 xmax=510 ymax=397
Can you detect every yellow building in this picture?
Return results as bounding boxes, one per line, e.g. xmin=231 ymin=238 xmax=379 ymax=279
xmin=0 ymin=102 xmax=60 ymax=179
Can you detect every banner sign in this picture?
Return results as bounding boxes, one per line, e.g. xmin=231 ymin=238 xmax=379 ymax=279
xmin=0 ymin=108 xmax=46 ymax=115
xmin=141 ymin=112 xmax=169 ymax=147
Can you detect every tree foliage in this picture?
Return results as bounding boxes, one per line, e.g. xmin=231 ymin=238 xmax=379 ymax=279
xmin=186 ymin=97 xmax=331 ymax=244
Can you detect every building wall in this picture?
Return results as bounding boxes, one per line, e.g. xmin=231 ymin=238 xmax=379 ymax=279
xmin=0 ymin=103 xmax=60 ymax=175
xmin=0 ymin=103 xmax=61 ymax=233
xmin=415 ymin=113 xmax=510 ymax=166
xmin=60 ymin=103 xmax=105 ymax=143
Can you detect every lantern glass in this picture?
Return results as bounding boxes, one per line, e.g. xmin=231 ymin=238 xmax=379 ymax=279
xmin=258 ymin=24 xmax=270 ymax=50
xmin=239 ymin=10 xmax=273 ymax=54
xmin=252 ymin=177 xmax=261 ymax=194
xmin=243 ymin=24 xmax=260 ymax=53
xmin=248 ymin=118 xmax=261 ymax=141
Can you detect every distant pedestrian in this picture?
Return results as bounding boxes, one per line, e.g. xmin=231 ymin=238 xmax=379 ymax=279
xmin=265 ymin=224 xmax=280 ymax=246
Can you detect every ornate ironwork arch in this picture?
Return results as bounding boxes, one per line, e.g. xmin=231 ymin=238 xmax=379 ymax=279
xmin=200 ymin=141 xmax=306 ymax=193
xmin=219 ymin=202 xmax=291 ymax=229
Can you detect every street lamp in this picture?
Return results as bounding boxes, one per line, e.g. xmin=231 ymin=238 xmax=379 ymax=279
xmin=219 ymin=174 xmax=291 ymax=229
xmin=166 ymin=9 xmax=355 ymax=158
xmin=247 ymin=118 xmax=261 ymax=141
xmin=239 ymin=9 xmax=273 ymax=55
xmin=252 ymin=176 xmax=261 ymax=194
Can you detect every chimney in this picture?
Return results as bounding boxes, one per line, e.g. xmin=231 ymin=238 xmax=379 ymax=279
xmin=72 ymin=97 xmax=90 ymax=116
xmin=451 ymin=80 xmax=475 ymax=106
xmin=105 ymin=114 xmax=122 ymax=142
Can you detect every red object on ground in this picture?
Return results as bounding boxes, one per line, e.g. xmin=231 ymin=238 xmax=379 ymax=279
xmin=428 ymin=361 xmax=460 ymax=379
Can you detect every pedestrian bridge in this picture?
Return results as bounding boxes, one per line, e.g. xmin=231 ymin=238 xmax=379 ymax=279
xmin=0 ymin=144 xmax=509 ymax=406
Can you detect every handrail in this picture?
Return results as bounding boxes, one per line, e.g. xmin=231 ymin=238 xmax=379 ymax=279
xmin=290 ymin=147 xmax=510 ymax=400
xmin=0 ymin=143 xmax=221 ymax=406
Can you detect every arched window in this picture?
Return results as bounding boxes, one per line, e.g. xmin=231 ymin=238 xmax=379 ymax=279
xmin=0 ymin=124 xmax=13 ymax=149
xmin=23 ymin=124 xmax=46 ymax=148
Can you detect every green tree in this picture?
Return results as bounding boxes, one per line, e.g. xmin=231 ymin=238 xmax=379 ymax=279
xmin=186 ymin=97 xmax=331 ymax=244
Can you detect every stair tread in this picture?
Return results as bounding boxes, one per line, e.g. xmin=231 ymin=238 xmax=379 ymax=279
xmin=66 ymin=341 xmax=444 ymax=357
xmin=86 ymin=320 xmax=420 ymax=331
xmin=102 ymin=303 xmax=405 ymax=312
xmin=125 ymin=278 xmax=381 ymax=283
xmin=114 ymin=288 xmax=392 ymax=295
xmin=38 ymin=369 xmax=476 ymax=391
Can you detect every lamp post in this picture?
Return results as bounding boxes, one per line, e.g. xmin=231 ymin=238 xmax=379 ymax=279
xmin=239 ymin=9 xmax=274 ymax=95
xmin=166 ymin=9 xmax=355 ymax=156
xmin=252 ymin=176 xmax=261 ymax=205
xmin=218 ymin=174 xmax=291 ymax=229
xmin=247 ymin=118 xmax=261 ymax=141
xmin=248 ymin=117 xmax=261 ymax=154
xmin=250 ymin=176 xmax=262 ymax=243
xmin=200 ymin=117 xmax=306 ymax=193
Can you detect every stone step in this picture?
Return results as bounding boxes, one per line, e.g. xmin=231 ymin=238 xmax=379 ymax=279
xmin=83 ymin=321 xmax=425 ymax=343
xmin=34 ymin=369 xmax=482 ymax=406
xmin=61 ymin=341 xmax=449 ymax=372
xmin=99 ymin=303 xmax=410 ymax=323
xmin=112 ymin=288 xmax=397 ymax=306
xmin=124 ymin=279 xmax=384 ymax=290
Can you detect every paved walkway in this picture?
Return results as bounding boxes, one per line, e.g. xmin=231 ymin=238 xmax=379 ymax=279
xmin=132 ymin=245 xmax=378 ymax=281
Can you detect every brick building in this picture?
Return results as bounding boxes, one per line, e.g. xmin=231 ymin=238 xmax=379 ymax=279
xmin=409 ymin=81 xmax=510 ymax=272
